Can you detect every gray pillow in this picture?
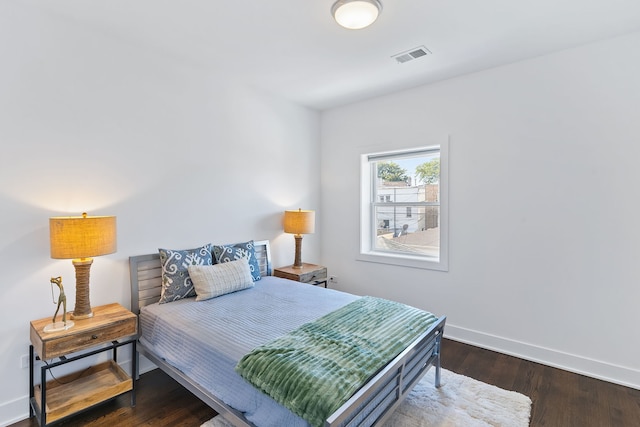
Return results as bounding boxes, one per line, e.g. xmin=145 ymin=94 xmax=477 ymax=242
xmin=158 ymin=243 xmax=213 ymax=304
xmin=212 ymin=240 xmax=261 ymax=281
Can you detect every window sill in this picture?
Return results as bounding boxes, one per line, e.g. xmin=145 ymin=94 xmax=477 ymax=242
xmin=357 ymin=251 xmax=448 ymax=272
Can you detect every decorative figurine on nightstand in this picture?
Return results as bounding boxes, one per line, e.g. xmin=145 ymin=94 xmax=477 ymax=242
xmin=43 ymin=276 xmax=75 ymax=333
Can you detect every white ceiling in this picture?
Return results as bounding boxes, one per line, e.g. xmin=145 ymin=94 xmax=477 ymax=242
xmin=33 ymin=0 xmax=640 ymax=110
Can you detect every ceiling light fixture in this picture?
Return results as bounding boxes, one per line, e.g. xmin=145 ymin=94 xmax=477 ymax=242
xmin=332 ymin=0 xmax=382 ymax=30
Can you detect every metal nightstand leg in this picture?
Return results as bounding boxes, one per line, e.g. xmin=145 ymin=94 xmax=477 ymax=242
xmin=29 ymin=345 xmax=34 ymax=418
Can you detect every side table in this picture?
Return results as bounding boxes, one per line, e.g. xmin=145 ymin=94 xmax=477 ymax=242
xmin=29 ymin=303 xmax=137 ymax=426
xmin=274 ymin=263 xmax=328 ymax=287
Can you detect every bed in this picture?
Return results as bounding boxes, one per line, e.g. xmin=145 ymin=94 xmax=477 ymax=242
xmin=129 ymin=240 xmax=446 ymax=427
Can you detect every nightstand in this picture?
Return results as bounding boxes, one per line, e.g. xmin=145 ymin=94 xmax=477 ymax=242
xmin=29 ymin=303 xmax=138 ymax=426
xmin=274 ymin=263 xmax=328 ymax=287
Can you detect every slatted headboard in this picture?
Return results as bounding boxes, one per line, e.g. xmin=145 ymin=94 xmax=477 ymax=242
xmin=129 ymin=240 xmax=272 ymax=313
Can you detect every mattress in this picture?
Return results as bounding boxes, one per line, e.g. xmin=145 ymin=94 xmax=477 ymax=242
xmin=139 ymin=276 xmax=359 ymax=426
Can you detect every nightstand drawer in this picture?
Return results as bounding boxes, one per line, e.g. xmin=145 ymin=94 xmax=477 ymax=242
xmin=30 ymin=303 xmax=137 ymax=360
xmin=303 ymin=267 xmax=327 ymax=283
xmin=40 ymin=319 xmax=136 ymax=359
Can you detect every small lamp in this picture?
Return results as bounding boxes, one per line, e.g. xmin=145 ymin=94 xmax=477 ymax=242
xmin=284 ymin=209 xmax=315 ymax=269
xmin=332 ymin=0 xmax=382 ymax=30
xmin=49 ymin=213 xmax=117 ymax=320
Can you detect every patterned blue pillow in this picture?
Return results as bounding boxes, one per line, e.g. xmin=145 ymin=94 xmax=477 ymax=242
xmin=158 ymin=243 xmax=213 ymax=304
xmin=212 ymin=240 xmax=261 ymax=281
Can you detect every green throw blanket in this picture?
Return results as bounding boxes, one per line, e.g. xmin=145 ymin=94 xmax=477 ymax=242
xmin=235 ymin=296 xmax=438 ymax=427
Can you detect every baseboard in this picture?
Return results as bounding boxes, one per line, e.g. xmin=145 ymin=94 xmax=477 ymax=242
xmin=445 ymin=324 xmax=640 ymax=390
xmin=138 ymin=353 xmax=158 ymax=375
xmin=0 ymin=396 xmax=28 ymax=427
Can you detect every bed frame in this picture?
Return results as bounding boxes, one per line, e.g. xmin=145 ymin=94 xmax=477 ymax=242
xmin=129 ymin=240 xmax=446 ymax=427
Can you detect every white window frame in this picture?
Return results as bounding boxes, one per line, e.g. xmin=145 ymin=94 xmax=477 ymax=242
xmin=359 ymin=141 xmax=449 ymax=271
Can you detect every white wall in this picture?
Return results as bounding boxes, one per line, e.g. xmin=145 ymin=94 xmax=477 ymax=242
xmin=0 ymin=3 xmax=320 ymax=426
xmin=320 ymin=32 xmax=640 ymax=390
xmin=3 ymin=3 xmax=639 ymax=425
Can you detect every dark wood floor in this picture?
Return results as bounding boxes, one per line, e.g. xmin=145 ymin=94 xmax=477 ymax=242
xmin=443 ymin=340 xmax=640 ymax=426
xmin=11 ymin=338 xmax=640 ymax=427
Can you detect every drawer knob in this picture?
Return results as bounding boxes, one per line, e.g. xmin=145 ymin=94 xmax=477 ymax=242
xmin=91 ymin=334 xmax=98 ymax=339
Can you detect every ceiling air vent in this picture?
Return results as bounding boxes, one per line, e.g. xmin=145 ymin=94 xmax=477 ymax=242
xmin=392 ymin=46 xmax=431 ymax=64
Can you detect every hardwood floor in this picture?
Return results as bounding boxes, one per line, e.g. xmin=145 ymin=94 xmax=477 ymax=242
xmin=442 ymin=340 xmax=640 ymax=427
xmin=11 ymin=338 xmax=640 ymax=427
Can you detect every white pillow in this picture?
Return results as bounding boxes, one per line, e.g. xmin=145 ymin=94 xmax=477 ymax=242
xmin=188 ymin=258 xmax=254 ymax=301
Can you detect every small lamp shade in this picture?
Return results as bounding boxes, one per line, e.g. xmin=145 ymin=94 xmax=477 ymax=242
xmin=284 ymin=209 xmax=315 ymax=235
xmin=283 ymin=209 xmax=315 ymax=269
xmin=49 ymin=213 xmax=117 ymax=320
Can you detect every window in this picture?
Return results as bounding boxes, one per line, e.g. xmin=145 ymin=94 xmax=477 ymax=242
xmin=359 ymin=142 xmax=448 ymax=271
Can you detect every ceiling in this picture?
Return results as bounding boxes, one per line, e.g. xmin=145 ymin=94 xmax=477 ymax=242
xmin=32 ymin=0 xmax=640 ymax=110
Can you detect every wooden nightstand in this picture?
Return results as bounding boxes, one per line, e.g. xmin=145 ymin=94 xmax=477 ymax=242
xmin=274 ymin=263 xmax=328 ymax=287
xmin=29 ymin=303 xmax=138 ymax=426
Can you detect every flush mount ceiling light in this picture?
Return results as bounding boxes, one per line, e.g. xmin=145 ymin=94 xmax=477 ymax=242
xmin=332 ymin=0 xmax=383 ymax=30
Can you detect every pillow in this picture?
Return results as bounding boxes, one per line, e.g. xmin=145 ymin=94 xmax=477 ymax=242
xmin=212 ymin=240 xmax=261 ymax=281
xmin=188 ymin=258 xmax=254 ymax=301
xmin=158 ymin=243 xmax=213 ymax=304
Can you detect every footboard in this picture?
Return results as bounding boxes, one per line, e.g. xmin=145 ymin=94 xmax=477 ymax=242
xmin=327 ymin=315 xmax=446 ymax=427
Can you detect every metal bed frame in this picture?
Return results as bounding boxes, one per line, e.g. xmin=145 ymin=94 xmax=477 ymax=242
xmin=129 ymin=240 xmax=446 ymax=427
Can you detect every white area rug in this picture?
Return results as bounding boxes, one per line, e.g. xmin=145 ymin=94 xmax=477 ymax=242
xmin=201 ymin=368 xmax=532 ymax=427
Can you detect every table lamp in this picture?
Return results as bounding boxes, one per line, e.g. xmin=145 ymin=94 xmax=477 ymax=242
xmin=49 ymin=213 xmax=117 ymax=319
xmin=283 ymin=209 xmax=315 ymax=268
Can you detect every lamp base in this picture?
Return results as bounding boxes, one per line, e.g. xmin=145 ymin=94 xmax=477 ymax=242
xmin=72 ymin=257 xmax=95 ymax=319
xmin=293 ymin=234 xmax=304 ymax=268
xmin=43 ymin=320 xmax=75 ymax=333
xmin=70 ymin=311 xmax=94 ymax=320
